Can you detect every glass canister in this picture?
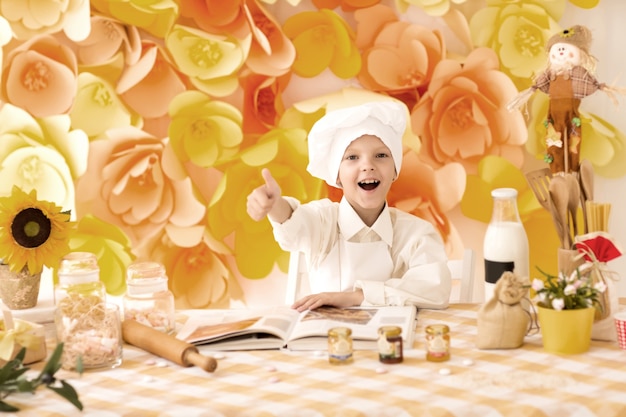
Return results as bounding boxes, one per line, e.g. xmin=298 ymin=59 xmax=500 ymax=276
xmin=123 ymin=261 xmax=175 ymax=334
xmin=425 ymin=324 xmax=450 ymax=362
xmin=483 ymin=188 xmax=529 ymax=302
xmin=328 ymin=327 xmax=353 ymax=365
xmin=54 ymin=252 xmax=106 ymax=307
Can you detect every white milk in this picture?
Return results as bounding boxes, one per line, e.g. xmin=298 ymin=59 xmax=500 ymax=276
xmin=483 ymin=221 xmax=529 ymax=302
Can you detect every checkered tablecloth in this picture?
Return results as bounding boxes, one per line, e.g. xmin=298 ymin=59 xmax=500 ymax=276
xmin=8 ymin=303 xmax=626 ymax=417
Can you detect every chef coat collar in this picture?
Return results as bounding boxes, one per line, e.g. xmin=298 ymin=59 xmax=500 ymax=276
xmin=338 ymin=197 xmax=393 ymax=246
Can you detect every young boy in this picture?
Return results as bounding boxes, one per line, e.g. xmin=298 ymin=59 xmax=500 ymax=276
xmin=247 ymin=101 xmax=451 ymax=312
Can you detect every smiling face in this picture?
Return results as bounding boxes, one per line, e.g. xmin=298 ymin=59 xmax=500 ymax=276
xmin=549 ymin=42 xmax=581 ymax=70
xmin=336 ymin=134 xmax=397 ymax=226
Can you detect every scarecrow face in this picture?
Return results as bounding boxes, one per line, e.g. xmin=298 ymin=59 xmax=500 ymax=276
xmin=549 ymin=42 xmax=581 ymax=69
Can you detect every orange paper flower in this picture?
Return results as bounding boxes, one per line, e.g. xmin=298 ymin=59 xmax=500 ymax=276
xmin=412 ymin=47 xmax=527 ymax=174
xmin=1 ymin=35 xmax=78 ymax=117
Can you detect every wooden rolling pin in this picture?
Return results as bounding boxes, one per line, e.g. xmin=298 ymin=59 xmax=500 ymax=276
xmin=122 ymin=319 xmax=217 ymax=373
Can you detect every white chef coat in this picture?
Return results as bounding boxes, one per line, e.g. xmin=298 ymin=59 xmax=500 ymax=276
xmin=270 ymin=197 xmax=451 ymax=309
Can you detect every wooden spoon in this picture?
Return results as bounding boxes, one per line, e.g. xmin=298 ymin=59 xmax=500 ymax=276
xmin=578 ymin=159 xmax=594 ymax=233
xmin=549 ymin=176 xmax=571 ymax=249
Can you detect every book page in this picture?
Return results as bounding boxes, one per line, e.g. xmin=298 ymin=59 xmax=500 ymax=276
xmin=176 ymin=306 xmax=300 ymax=346
xmin=287 ymin=306 xmax=417 ymax=350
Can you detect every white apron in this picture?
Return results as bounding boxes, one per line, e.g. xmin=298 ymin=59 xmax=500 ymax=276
xmin=309 ymin=239 xmax=394 ymax=293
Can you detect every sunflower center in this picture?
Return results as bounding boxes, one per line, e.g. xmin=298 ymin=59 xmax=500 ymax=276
xmin=12 ymin=207 xmax=51 ymax=248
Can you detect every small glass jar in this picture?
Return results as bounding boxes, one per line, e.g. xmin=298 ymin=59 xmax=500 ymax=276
xmin=123 ymin=261 xmax=175 ymax=334
xmin=328 ymin=327 xmax=353 ymax=365
xmin=56 ymin=302 xmax=123 ymax=370
xmin=377 ymin=326 xmax=403 ymax=364
xmin=54 ymin=252 xmax=106 ymax=307
xmin=425 ymin=324 xmax=450 ymax=362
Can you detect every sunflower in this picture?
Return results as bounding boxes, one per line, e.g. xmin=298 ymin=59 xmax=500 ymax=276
xmin=0 ymin=186 xmax=74 ymax=275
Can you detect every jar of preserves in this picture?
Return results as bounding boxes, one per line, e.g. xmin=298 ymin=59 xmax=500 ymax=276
xmin=54 ymin=252 xmax=106 ymax=307
xmin=123 ymin=261 xmax=175 ymax=334
xmin=425 ymin=324 xmax=450 ymax=362
xmin=328 ymin=327 xmax=353 ymax=364
xmin=377 ymin=326 xmax=403 ymax=364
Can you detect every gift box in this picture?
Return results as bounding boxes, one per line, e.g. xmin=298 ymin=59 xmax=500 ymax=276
xmin=0 ymin=315 xmax=47 ymax=365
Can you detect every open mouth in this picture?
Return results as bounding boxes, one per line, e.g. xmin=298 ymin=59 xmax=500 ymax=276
xmin=358 ymin=179 xmax=380 ymax=191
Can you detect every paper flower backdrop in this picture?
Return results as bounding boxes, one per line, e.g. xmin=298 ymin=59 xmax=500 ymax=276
xmin=0 ymin=0 xmax=621 ymax=308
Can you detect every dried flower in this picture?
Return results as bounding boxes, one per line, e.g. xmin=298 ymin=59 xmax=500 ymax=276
xmin=532 ymin=265 xmax=605 ymax=311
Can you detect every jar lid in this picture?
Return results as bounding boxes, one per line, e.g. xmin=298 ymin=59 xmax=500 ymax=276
xmin=491 ymin=188 xmax=518 ymax=199
xmin=126 ymin=261 xmax=166 ymax=281
xmin=58 ymin=252 xmax=100 ymax=284
xmin=378 ymin=325 xmax=402 ymax=337
xmin=426 ymin=324 xmax=449 ymax=335
xmin=328 ymin=327 xmax=352 ymax=337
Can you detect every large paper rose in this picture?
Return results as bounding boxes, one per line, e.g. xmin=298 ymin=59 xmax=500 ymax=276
xmin=135 ymin=226 xmax=241 ymax=309
xmin=1 ymin=35 xmax=78 ymax=117
xmin=355 ymin=5 xmax=445 ymax=100
xmin=412 ymin=47 xmax=527 ymax=174
xmin=0 ymin=0 xmax=91 ymax=41
xmin=74 ymin=127 xmax=205 ymax=246
xmin=240 ymin=70 xmax=290 ymax=134
xmin=0 ymin=104 xmax=88 ymax=209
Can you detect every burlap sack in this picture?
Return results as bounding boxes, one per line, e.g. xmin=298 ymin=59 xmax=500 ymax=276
xmin=477 ymin=271 xmax=530 ymax=349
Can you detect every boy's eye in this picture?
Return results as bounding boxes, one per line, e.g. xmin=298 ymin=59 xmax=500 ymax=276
xmin=376 ymin=153 xmax=389 ymax=158
xmin=346 ymin=155 xmax=358 ymax=160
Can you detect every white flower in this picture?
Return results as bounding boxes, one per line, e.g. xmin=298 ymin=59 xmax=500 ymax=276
xmin=551 ymin=298 xmax=565 ymax=311
xmin=531 ymin=278 xmax=545 ymax=291
xmin=594 ymin=281 xmax=607 ymax=293
xmin=564 ymin=284 xmax=577 ymax=296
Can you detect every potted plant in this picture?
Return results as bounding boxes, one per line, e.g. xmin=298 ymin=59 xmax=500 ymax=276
xmin=532 ymin=259 xmax=607 ymax=354
xmin=0 ymin=186 xmax=74 ymax=309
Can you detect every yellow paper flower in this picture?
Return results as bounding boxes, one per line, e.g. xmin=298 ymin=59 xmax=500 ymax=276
xmin=64 ymin=214 xmax=135 ymax=296
xmin=71 ymin=73 xmax=137 ymax=138
xmin=0 ymin=0 xmax=91 ymax=41
xmin=1 ymin=35 xmax=78 ymax=117
xmin=0 ymin=104 xmax=89 ymax=210
xmin=283 ymin=9 xmax=361 ymax=78
xmin=168 ymin=91 xmax=243 ymax=168
xmin=469 ymin=2 xmax=560 ymax=90
xmin=165 ymin=24 xmax=250 ymax=97
xmin=0 ymin=186 xmax=73 ymax=275
xmin=462 ymin=155 xmax=560 ymax=275
xmin=90 ymin=0 xmax=179 ymax=39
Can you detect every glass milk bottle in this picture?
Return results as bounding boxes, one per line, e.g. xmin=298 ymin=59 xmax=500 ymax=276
xmin=483 ymin=188 xmax=529 ymax=302
xmin=54 ymin=251 xmax=106 ymax=306
xmin=123 ymin=261 xmax=175 ymax=334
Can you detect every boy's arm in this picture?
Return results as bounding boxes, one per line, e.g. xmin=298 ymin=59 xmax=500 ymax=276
xmin=247 ymin=168 xmax=293 ymax=224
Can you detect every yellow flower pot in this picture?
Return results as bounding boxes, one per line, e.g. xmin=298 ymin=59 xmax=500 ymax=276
xmin=537 ymin=306 xmax=595 ymax=354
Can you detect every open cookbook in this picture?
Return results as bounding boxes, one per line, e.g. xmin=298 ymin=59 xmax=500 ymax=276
xmin=175 ymin=305 xmax=417 ymax=351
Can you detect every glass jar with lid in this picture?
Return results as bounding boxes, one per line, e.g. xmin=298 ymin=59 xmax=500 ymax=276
xmin=123 ymin=261 xmax=175 ymax=334
xmin=54 ymin=251 xmax=106 ymax=307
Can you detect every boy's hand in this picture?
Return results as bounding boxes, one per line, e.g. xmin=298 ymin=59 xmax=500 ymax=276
xmin=246 ymin=168 xmax=282 ymax=221
xmin=291 ymin=290 xmax=364 ymax=312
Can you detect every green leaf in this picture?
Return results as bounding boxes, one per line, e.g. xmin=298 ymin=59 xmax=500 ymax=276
xmin=38 ymin=343 xmax=64 ymax=380
xmin=0 ymin=400 xmax=18 ymax=412
xmin=47 ymin=381 xmax=83 ymax=411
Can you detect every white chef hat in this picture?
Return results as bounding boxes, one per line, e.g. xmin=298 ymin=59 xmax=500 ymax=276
xmin=306 ymin=101 xmax=407 ymax=188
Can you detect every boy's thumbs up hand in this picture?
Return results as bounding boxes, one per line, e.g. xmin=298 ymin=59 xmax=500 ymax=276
xmin=246 ymin=168 xmax=283 ymax=221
